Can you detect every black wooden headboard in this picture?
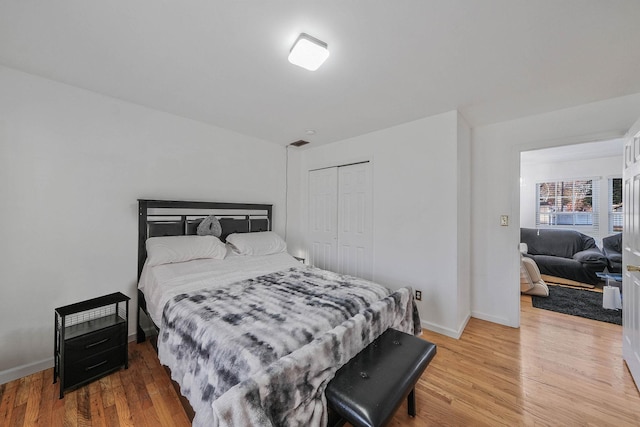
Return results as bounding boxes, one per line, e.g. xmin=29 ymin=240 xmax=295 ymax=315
xmin=138 ymin=199 xmax=273 ymax=279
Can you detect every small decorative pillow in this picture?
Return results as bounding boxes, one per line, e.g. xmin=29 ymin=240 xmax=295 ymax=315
xmin=197 ymin=215 xmax=222 ymax=237
xmin=146 ymin=235 xmax=226 ymax=266
xmin=226 ymin=231 xmax=287 ymax=256
xmin=573 ymin=249 xmax=607 ymax=265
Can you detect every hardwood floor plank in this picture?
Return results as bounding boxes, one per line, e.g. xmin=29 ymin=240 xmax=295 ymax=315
xmin=103 ymin=404 xmax=120 ymax=427
xmin=0 ymin=379 xmax=16 ymax=426
xmin=76 ymin=386 xmax=91 ymax=427
xmin=110 ymin=370 xmax=134 ymax=427
xmin=140 ymin=406 xmax=161 ymax=427
xmin=144 ymin=382 xmax=181 ymax=427
xmin=23 ymin=370 xmax=42 ymax=425
xmin=34 ymin=369 xmax=55 ymax=426
xmin=9 ymin=403 xmax=26 ymax=427
xmin=50 ymin=387 xmax=65 ymax=427
xmin=14 ymin=377 xmax=30 ymax=408
xmin=126 ymin=348 xmax=152 ymax=411
xmin=119 ymin=369 xmax=146 ymax=427
xmin=88 ymin=381 xmax=107 ymax=427
xmin=98 ymin=376 xmax=114 ymax=411
xmin=62 ymin=390 xmax=78 ymax=427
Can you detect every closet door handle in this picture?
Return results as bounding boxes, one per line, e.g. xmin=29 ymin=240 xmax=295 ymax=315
xmin=627 ymin=265 xmax=640 ymax=272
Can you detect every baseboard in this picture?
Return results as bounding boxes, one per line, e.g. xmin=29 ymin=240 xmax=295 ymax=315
xmin=457 ymin=313 xmax=471 ymax=338
xmin=471 ymin=310 xmax=517 ymax=328
xmin=421 ymin=318 xmax=465 ymax=339
xmin=0 ymin=357 xmax=53 ymax=385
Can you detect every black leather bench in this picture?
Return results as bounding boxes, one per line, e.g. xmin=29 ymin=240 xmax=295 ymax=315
xmin=326 ymin=328 xmax=437 ymax=427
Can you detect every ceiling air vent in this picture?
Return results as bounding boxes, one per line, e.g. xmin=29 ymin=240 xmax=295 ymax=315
xmin=290 ymin=140 xmax=310 ymax=147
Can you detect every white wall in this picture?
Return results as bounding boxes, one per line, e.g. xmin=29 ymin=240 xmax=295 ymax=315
xmin=520 ymin=154 xmax=623 ymax=245
xmin=0 ymin=66 xmax=286 ymax=383
xmin=471 ymin=93 xmax=640 ymax=328
xmin=287 ymin=111 xmax=471 ymax=338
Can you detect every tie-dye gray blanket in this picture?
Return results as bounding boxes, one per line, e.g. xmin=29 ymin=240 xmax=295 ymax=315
xmin=158 ymin=266 xmax=421 ymax=426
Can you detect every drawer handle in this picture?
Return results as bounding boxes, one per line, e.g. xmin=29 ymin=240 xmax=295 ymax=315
xmin=85 ymin=360 xmax=109 ymax=371
xmin=85 ymin=338 xmax=110 ymax=349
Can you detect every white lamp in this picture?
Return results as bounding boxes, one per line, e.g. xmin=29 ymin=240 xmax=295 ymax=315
xmin=288 ymin=33 xmax=329 ymax=71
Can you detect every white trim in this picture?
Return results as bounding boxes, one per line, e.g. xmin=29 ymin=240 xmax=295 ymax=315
xmin=0 ymin=357 xmax=53 ymax=385
xmin=421 ymin=313 xmax=471 ymax=339
xmin=471 ymin=310 xmax=517 ymax=328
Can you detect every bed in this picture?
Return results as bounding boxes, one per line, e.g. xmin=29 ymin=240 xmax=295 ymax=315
xmin=136 ymin=199 xmax=421 ymax=426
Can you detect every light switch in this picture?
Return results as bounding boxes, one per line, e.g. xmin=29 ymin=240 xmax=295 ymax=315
xmin=500 ymin=215 xmax=509 ymax=226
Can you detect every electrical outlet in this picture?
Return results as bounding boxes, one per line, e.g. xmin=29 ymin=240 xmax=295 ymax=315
xmin=415 ymin=290 xmax=422 ymax=301
xmin=500 ymin=215 xmax=509 ymax=226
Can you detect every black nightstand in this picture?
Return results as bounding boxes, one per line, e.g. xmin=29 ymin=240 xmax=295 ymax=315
xmin=54 ymin=292 xmax=130 ymax=398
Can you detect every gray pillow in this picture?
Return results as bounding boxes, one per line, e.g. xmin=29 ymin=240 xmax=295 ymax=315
xmin=197 ymin=215 xmax=222 ymax=237
xmin=573 ymin=249 xmax=607 ymax=264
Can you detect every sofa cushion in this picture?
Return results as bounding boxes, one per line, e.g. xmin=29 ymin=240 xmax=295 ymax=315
xmin=603 ymin=233 xmax=623 ymax=274
xmin=605 ymin=251 xmax=622 ymax=263
xmin=573 ymin=248 xmax=608 ymax=265
xmin=603 ymin=233 xmax=622 ymax=253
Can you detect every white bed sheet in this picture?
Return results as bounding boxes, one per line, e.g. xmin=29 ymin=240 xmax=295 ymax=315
xmin=138 ymin=252 xmax=301 ymax=326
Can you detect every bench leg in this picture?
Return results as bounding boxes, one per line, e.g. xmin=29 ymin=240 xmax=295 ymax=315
xmin=407 ymin=388 xmax=416 ymax=417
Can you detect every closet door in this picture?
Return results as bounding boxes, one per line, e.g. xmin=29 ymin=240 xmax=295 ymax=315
xmin=308 ymin=163 xmax=373 ymax=280
xmin=308 ymin=167 xmax=338 ymax=271
xmin=337 ymin=163 xmax=373 ymax=280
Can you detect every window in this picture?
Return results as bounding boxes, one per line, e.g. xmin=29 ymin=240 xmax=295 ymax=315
xmin=536 ymin=179 xmax=599 ymax=230
xmin=609 ymin=177 xmax=623 ymax=233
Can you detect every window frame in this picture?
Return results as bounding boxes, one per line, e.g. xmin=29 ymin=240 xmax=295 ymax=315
xmin=535 ymin=178 xmax=599 ymax=232
xmin=609 ymin=177 xmax=623 ymax=233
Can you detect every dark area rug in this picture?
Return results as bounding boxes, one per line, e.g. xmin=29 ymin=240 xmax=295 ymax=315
xmin=532 ymin=286 xmax=622 ymax=325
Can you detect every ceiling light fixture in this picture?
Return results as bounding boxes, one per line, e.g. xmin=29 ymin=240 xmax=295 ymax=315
xmin=288 ymin=33 xmax=329 ymax=71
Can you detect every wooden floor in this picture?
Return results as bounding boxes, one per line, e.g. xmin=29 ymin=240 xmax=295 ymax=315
xmin=0 ymin=343 xmax=190 ymax=427
xmin=2 ymin=295 xmax=639 ymax=426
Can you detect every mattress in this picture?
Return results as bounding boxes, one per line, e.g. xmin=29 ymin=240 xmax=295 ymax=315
xmin=138 ymin=251 xmax=300 ymax=326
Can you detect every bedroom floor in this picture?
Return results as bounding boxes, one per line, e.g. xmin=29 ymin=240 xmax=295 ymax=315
xmin=2 ymin=297 xmax=639 ymax=426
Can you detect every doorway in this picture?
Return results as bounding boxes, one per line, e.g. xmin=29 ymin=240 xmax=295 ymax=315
xmin=518 ymin=139 xmax=624 ymax=318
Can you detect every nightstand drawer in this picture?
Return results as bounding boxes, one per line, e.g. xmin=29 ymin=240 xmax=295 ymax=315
xmin=64 ymin=345 xmax=126 ymax=387
xmin=65 ymin=324 xmax=126 ymax=362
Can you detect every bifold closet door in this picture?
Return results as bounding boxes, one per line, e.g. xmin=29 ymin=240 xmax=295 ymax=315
xmin=308 ymin=163 xmax=372 ymax=280
xmin=308 ymin=167 xmax=338 ymax=272
xmin=337 ymin=163 xmax=372 ymax=280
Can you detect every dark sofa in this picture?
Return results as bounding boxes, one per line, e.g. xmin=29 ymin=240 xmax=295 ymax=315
xmin=602 ymin=233 xmax=622 ymax=274
xmin=520 ymin=228 xmax=608 ymax=286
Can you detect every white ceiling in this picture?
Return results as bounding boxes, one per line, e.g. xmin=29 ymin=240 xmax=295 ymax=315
xmin=2 ymin=1 xmax=640 ymax=147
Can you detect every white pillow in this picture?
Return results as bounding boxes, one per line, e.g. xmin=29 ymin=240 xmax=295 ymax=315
xmin=145 ymin=235 xmax=227 ymax=266
xmin=226 ymin=231 xmax=287 ymax=256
